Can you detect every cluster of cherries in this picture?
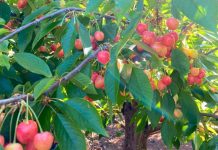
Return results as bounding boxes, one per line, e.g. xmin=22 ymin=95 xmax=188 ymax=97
xmin=17 ymin=0 xmax=28 ymax=9
xmin=136 ymin=17 xmax=179 ymax=58
xmin=188 ymin=67 xmax=206 ymax=85
xmin=0 ymin=120 xmax=54 ymax=150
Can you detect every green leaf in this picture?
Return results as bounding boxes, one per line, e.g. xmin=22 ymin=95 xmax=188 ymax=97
xmin=161 ymin=121 xmax=176 ymax=148
xmin=86 ymin=0 xmax=103 ymax=12
xmin=78 ymin=21 xmax=92 ymax=55
xmin=161 ymin=94 xmax=175 ymax=120
xmin=53 ymin=99 xmax=108 ymax=136
xmin=0 ymin=54 xmax=10 ymax=69
xmin=0 ymin=28 xmax=10 ymax=36
xmin=114 ymin=0 xmax=135 ymax=22
xmin=0 ymin=75 xmax=13 ymax=95
xmin=34 ymin=77 xmax=56 ymax=99
xmin=32 ymin=20 xmax=60 ymax=48
xmin=0 ymin=2 xmax=11 ymax=23
xmin=54 ymin=113 xmax=86 ymax=150
xmin=102 ymin=22 xmax=118 ymax=40
xmin=61 ymin=18 xmax=76 ymax=57
xmin=171 ymin=49 xmax=190 ymax=77
xmin=128 ymin=67 xmax=153 ymax=108
xmin=71 ymin=72 xmax=97 ymax=95
xmin=56 ymin=52 xmax=82 ymax=76
xmin=172 ymin=0 xmax=218 ymax=32
xmin=14 ymin=53 xmax=52 ymax=77
xmin=0 ymin=18 xmax=5 ymax=25
xmin=18 ymin=26 xmax=34 ymax=52
xmin=105 ymin=50 xmax=120 ymax=104
xmin=0 ymin=40 xmax=8 ymax=52
xmin=178 ymin=91 xmax=200 ymax=124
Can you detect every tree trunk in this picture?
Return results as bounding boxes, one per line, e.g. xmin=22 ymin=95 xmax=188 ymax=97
xmin=122 ymin=102 xmax=147 ymax=150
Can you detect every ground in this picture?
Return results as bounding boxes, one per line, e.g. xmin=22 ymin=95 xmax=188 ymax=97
xmin=87 ymin=124 xmax=192 ymax=150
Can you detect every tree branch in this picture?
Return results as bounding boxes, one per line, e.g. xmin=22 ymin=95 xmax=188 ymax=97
xmin=0 ymin=7 xmax=116 ymax=43
xmin=0 ymin=44 xmax=109 ymax=105
xmin=200 ymin=113 xmax=218 ymax=119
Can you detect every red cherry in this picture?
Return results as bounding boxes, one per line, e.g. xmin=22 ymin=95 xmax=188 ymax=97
xmin=190 ymin=67 xmax=200 ymax=77
xmin=4 ymin=20 xmax=14 ymax=30
xmin=194 ymin=77 xmax=203 ymax=85
xmin=17 ymin=0 xmax=28 ymax=9
xmin=158 ymin=80 xmax=167 ymax=91
xmin=94 ymin=31 xmax=105 ymax=41
xmin=38 ymin=46 xmax=47 ymax=52
xmin=91 ymin=72 xmax=99 ymax=83
xmin=74 ymin=39 xmax=83 ymax=50
xmin=97 ymin=50 xmax=110 ymax=65
xmin=50 ymin=43 xmax=61 ymax=52
xmin=198 ymin=68 xmax=206 ymax=78
xmin=150 ymin=79 xmax=156 ymax=90
xmin=114 ymin=34 xmax=120 ymax=42
xmin=161 ymin=35 xmax=175 ymax=47
xmin=151 ymin=42 xmax=168 ymax=57
xmin=136 ymin=45 xmax=144 ymax=52
xmin=94 ymin=75 xmax=104 ymax=89
xmin=166 ymin=17 xmax=179 ymax=30
xmin=159 ymin=116 xmax=164 ymax=122
xmin=26 ymin=141 xmax=36 ymax=150
xmin=187 ymin=74 xmax=195 ymax=85
xmin=84 ymin=96 xmax=93 ymax=102
xmin=90 ymin=36 xmax=97 ymax=50
xmin=168 ymin=31 xmax=179 ymax=41
xmin=156 ymin=36 xmax=163 ymax=42
xmin=33 ymin=132 xmax=54 ymax=150
xmin=142 ymin=31 xmax=156 ymax=45
xmin=16 ymin=120 xmax=38 ymax=144
xmin=5 ymin=143 xmax=23 ymax=150
xmin=0 ymin=135 xmax=4 ymax=146
xmin=58 ymin=50 xmax=64 ymax=58
xmin=161 ymin=76 xmax=172 ymax=86
xmin=136 ymin=23 xmax=148 ymax=35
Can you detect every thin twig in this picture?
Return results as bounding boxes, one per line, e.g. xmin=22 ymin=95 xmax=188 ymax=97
xmin=200 ymin=113 xmax=218 ymax=119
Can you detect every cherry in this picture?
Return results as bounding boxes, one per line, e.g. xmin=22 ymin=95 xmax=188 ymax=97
xmin=0 ymin=135 xmax=4 ymax=146
xmin=26 ymin=141 xmax=36 ymax=150
xmin=156 ymin=36 xmax=163 ymax=42
xmin=84 ymin=96 xmax=93 ymax=102
xmin=114 ymin=34 xmax=120 ymax=42
xmin=57 ymin=50 xmax=64 ymax=58
xmin=142 ymin=31 xmax=156 ymax=45
xmin=38 ymin=46 xmax=47 ymax=52
xmin=33 ymin=132 xmax=54 ymax=150
xmin=74 ymin=39 xmax=83 ymax=50
xmin=90 ymin=36 xmax=98 ymax=50
xmin=166 ymin=17 xmax=179 ymax=30
xmin=94 ymin=31 xmax=105 ymax=41
xmin=50 ymin=43 xmax=61 ymax=52
xmin=16 ymin=120 xmax=38 ymax=144
xmin=91 ymin=72 xmax=99 ymax=83
xmin=5 ymin=143 xmax=23 ymax=150
xmin=136 ymin=23 xmax=148 ymax=35
xmin=97 ymin=50 xmax=110 ymax=65
xmin=168 ymin=31 xmax=179 ymax=41
xmin=190 ymin=67 xmax=200 ymax=76
xmin=198 ymin=68 xmax=206 ymax=78
xmin=4 ymin=20 xmax=14 ymax=30
xmin=157 ymin=80 xmax=166 ymax=91
xmin=150 ymin=79 xmax=156 ymax=90
xmin=187 ymin=74 xmax=195 ymax=85
xmin=159 ymin=116 xmax=164 ymax=122
xmin=94 ymin=75 xmax=104 ymax=89
xmin=194 ymin=77 xmax=203 ymax=85
xmin=161 ymin=76 xmax=172 ymax=86
xmin=136 ymin=45 xmax=144 ymax=52
xmin=161 ymin=34 xmax=175 ymax=47
xmin=17 ymin=0 xmax=28 ymax=9
xmin=151 ymin=42 xmax=168 ymax=57
xmin=174 ymin=108 xmax=183 ymax=118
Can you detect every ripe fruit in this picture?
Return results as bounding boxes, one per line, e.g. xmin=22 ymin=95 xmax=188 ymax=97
xmin=194 ymin=77 xmax=203 ymax=85
xmin=91 ymin=72 xmax=99 ymax=83
xmin=0 ymin=135 xmax=4 ymax=146
xmin=190 ymin=67 xmax=200 ymax=76
xmin=136 ymin=45 xmax=144 ymax=52
xmin=26 ymin=141 xmax=36 ymax=150
xmin=158 ymin=80 xmax=167 ymax=91
xmin=187 ymin=74 xmax=195 ymax=85
xmin=58 ymin=50 xmax=64 ymax=58
xmin=17 ymin=0 xmax=28 ymax=9
xmin=169 ymin=31 xmax=179 ymax=41
xmin=161 ymin=35 xmax=175 ymax=47
xmin=50 ymin=43 xmax=61 ymax=52
xmin=150 ymin=79 xmax=156 ymax=90
xmin=114 ymin=34 xmax=120 ymax=42
xmin=38 ymin=46 xmax=47 ymax=52
xmin=166 ymin=17 xmax=179 ymax=30
xmin=5 ymin=143 xmax=23 ymax=150
xmin=74 ymin=39 xmax=83 ymax=50
xmin=94 ymin=75 xmax=104 ymax=89
xmin=136 ymin=23 xmax=148 ymax=35
xmin=174 ymin=108 xmax=183 ymax=118
xmin=4 ymin=20 xmax=14 ymax=30
xmin=159 ymin=116 xmax=164 ymax=122
xmin=94 ymin=31 xmax=105 ymax=41
xmin=97 ymin=50 xmax=110 ymax=65
xmin=84 ymin=96 xmax=93 ymax=102
xmin=198 ymin=68 xmax=206 ymax=78
xmin=151 ymin=42 xmax=168 ymax=57
xmin=33 ymin=132 xmax=54 ymax=150
xmin=16 ymin=120 xmax=38 ymax=144
xmin=142 ymin=31 xmax=156 ymax=45
xmin=161 ymin=76 xmax=172 ymax=86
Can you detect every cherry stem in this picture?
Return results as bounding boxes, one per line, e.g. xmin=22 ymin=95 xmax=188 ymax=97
xmin=25 ymin=94 xmax=29 ymax=122
xmin=23 ymin=101 xmax=43 ymax=133
xmin=13 ymin=103 xmax=24 ymax=143
xmin=9 ymin=111 xmax=15 ymax=142
xmin=0 ymin=107 xmax=14 ymax=131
